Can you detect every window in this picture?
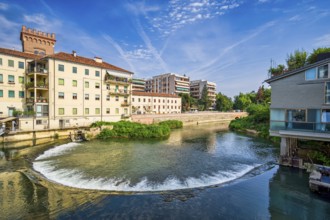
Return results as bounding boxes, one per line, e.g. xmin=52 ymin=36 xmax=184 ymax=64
xmin=19 ymin=76 xmax=24 ymax=84
xmin=116 ymin=96 xmax=119 ymax=101
xmin=326 ymin=82 xmax=330 ymax=104
xmin=0 ymin=90 xmax=3 ymax=97
xmin=138 ymin=98 xmax=140 ymax=102
xmin=106 ymin=84 xmax=110 ymax=90
xmin=73 ymin=93 xmax=77 ymax=100
xmin=95 ymin=71 xmax=100 ymax=77
xmin=0 ymin=58 xmax=2 ymax=65
xmin=58 ymin=64 xmax=64 ymax=71
xmin=85 ymin=108 xmax=89 ymax=115
xmin=124 ymin=86 xmax=128 ymax=93
xmin=318 ymin=65 xmax=328 ymax=79
xmin=19 ymin=91 xmax=24 ymax=98
xmin=8 ymin=59 xmax=14 ymax=67
xmin=72 ymin=80 xmax=77 ymax=87
xmin=132 ymin=98 xmax=135 ymax=102
xmin=85 ymin=81 xmax=89 ymax=88
xmin=115 ymin=108 xmax=119 ymax=114
xmin=58 ymin=92 xmax=64 ymax=99
xmin=143 ymin=98 xmax=146 ymax=102
xmin=85 ymin=69 xmax=89 ymax=75
xmin=124 ymin=108 xmax=128 ymax=114
xmin=322 ymin=109 xmax=330 ymax=123
xmin=0 ymin=74 xmax=3 ymax=83
xmin=106 ymin=108 xmax=110 ymax=114
xmin=36 ymin=120 xmax=42 ymax=125
xmin=58 ymin=108 xmax=64 ymax=115
xmin=287 ymin=109 xmax=306 ymax=122
xmin=85 ymin=94 xmax=89 ymax=100
xmin=58 ymin=78 xmax=64 ymax=85
xmin=95 ymin=83 xmax=100 ymax=89
xmin=18 ymin=61 xmax=24 ymax=69
xmin=95 ymin=94 xmax=100 ymax=100
xmin=95 ymin=108 xmax=100 ymax=114
xmin=72 ymin=108 xmax=77 ymax=115
xmin=8 ymin=75 xmax=14 ymax=83
xmin=8 ymin=90 xmax=14 ymax=98
xmin=72 ymin=66 xmax=77 ymax=74
xmin=106 ymin=95 xmax=110 ymax=101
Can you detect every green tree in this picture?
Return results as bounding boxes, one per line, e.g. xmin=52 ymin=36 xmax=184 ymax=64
xmin=268 ymin=64 xmax=285 ymax=77
xmin=178 ymin=93 xmax=197 ymax=112
xmin=215 ymin=93 xmax=233 ymax=111
xmin=233 ymin=93 xmax=252 ymax=111
xmin=307 ymin=47 xmax=330 ymax=64
xmin=198 ymin=85 xmax=211 ymax=110
xmin=286 ymin=49 xmax=307 ymax=71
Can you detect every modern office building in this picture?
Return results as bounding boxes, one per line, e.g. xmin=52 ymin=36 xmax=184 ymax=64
xmin=132 ymin=78 xmax=146 ymax=92
xmin=190 ymin=80 xmax=217 ymax=108
xmin=132 ymin=91 xmax=181 ymax=114
xmin=145 ymin=73 xmax=190 ymax=95
xmin=0 ymin=26 xmax=133 ymax=131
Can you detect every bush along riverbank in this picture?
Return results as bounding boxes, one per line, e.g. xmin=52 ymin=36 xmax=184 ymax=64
xmin=91 ymin=120 xmax=183 ymax=140
xmin=229 ymin=104 xmax=275 ymax=140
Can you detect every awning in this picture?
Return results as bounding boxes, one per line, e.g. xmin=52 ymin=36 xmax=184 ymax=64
xmin=0 ymin=117 xmax=17 ymax=123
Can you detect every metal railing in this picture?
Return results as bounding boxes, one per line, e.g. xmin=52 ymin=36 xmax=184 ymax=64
xmin=270 ymin=120 xmax=330 ymax=133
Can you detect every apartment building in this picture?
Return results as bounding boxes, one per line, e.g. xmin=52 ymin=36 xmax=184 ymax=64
xmin=132 ymin=78 xmax=146 ymax=92
xmin=145 ymin=73 xmax=189 ymax=95
xmin=132 ymin=91 xmax=181 ymax=114
xmin=0 ymin=26 xmax=133 ymax=131
xmin=190 ymin=80 xmax=217 ymax=108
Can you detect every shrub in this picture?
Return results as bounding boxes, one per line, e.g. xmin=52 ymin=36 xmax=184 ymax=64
xmin=158 ymin=120 xmax=183 ymax=129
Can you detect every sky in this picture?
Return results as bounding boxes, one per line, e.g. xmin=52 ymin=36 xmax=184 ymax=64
xmin=1 ymin=0 xmax=330 ymax=97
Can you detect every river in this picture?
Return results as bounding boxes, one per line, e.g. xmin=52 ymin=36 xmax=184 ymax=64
xmin=1 ymin=123 xmax=329 ymax=219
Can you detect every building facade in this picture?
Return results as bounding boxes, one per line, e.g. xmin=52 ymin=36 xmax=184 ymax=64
xmin=190 ymin=80 xmax=217 ymax=108
xmin=145 ymin=73 xmax=189 ymax=95
xmin=132 ymin=78 xmax=146 ymax=92
xmin=132 ymin=91 xmax=181 ymax=114
xmin=266 ymin=57 xmax=330 ymax=162
xmin=0 ymin=26 xmax=133 ymax=131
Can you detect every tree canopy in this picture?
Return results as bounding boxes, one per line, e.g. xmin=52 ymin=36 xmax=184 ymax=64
xmin=286 ymin=49 xmax=307 ymax=71
xmin=215 ymin=93 xmax=233 ymax=112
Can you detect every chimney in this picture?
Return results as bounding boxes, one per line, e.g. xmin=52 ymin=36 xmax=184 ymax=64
xmin=94 ymin=56 xmax=102 ymax=63
xmin=72 ymin=50 xmax=77 ymax=57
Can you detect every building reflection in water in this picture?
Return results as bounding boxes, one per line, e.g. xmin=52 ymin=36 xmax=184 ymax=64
xmin=268 ymin=166 xmax=330 ymax=219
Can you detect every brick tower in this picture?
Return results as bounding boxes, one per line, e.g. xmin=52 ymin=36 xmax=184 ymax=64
xmin=20 ymin=25 xmax=56 ymax=55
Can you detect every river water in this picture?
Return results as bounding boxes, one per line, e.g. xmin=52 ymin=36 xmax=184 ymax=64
xmin=1 ymin=123 xmax=330 ymax=219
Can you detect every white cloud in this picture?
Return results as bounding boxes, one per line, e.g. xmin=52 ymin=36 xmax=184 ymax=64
xmin=289 ymin=15 xmax=301 ymax=21
xmin=258 ymin=0 xmax=270 ymax=3
xmin=147 ymin=0 xmax=240 ymax=37
xmin=23 ymin=13 xmax=62 ymax=32
xmin=314 ymin=34 xmax=330 ymax=47
xmin=0 ymin=2 xmax=8 ymax=10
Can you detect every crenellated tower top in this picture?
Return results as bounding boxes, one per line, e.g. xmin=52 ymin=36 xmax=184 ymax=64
xmin=20 ymin=25 xmax=56 ymax=55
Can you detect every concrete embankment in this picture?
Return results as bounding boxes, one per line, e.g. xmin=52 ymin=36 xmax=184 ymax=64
xmin=132 ymin=112 xmax=247 ymax=126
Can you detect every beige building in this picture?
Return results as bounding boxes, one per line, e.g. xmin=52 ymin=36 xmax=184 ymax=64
xmin=132 ymin=91 xmax=181 ymax=114
xmin=0 ymin=26 xmax=133 ymax=131
xmin=145 ymin=73 xmax=190 ymax=95
xmin=132 ymin=78 xmax=146 ymax=92
xmin=190 ymin=80 xmax=217 ymax=108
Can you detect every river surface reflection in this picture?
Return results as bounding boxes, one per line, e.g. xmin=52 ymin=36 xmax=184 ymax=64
xmin=1 ymin=123 xmax=329 ymax=219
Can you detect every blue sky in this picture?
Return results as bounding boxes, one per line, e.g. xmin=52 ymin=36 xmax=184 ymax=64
xmin=1 ymin=0 xmax=330 ymax=97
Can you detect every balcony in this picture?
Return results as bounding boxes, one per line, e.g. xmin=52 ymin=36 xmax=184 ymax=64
xmin=109 ymin=89 xmax=131 ymax=96
xmin=121 ymin=101 xmax=130 ymax=107
xmin=26 ymin=97 xmax=48 ymax=104
xmin=105 ymin=73 xmax=131 ymax=85
xmin=26 ymin=82 xmax=48 ymax=90
xmin=27 ymin=67 xmax=48 ymax=75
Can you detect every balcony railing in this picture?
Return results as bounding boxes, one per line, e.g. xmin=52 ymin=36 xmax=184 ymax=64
xmin=26 ymin=97 xmax=48 ymax=103
xmin=109 ymin=89 xmax=130 ymax=96
xmin=121 ymin=101 xmax=130 ymax=107
xmin=270 ymin=120 xmax=330 ymax=133
xmin=27 ymin=68 xmax=48 ymax=74
xmin=26 ymin=82 xmax=48 ymax=89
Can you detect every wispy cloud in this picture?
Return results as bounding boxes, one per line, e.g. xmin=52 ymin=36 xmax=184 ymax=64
xmin=39 ymin=0 xmax=56 ymax=16
xmin=0 ymin=2 xmax=9 ymax=10
xmin=147 ymin=0 xmax=240 ymax=36
xmin=102 ymin=34 xmax=136 ymax=73
xmin=23 ymin=13 xmax=62 ymax=32
xmin=289 ymin=15 xmax=302 ymax=21
xmin=314 ymin=34 xmax=330 ymax=47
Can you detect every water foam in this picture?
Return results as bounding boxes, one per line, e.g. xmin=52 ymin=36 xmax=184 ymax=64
xmin=35 ymin=142 xmax=81 ymax=160
xmin=33 ymin=160 xmax=260 ymax=192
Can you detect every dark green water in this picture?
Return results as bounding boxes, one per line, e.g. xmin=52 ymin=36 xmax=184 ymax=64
xmin=1 ymin=124 xmax=329 ymax=219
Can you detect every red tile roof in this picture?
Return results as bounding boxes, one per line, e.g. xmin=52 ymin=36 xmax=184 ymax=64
xmin=0 ymin=47 xmax=40 ymax=59
xmin=46 ymin=52 xmax=132 ymax=74
xmin=132 ymin=91 xmax=180 ymax=98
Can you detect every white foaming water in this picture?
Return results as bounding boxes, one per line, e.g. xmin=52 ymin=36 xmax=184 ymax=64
xmin=35 ymin=142 xmax=81 ymax=160
xmin=33 ymin=160 xmax=260 ymax=192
